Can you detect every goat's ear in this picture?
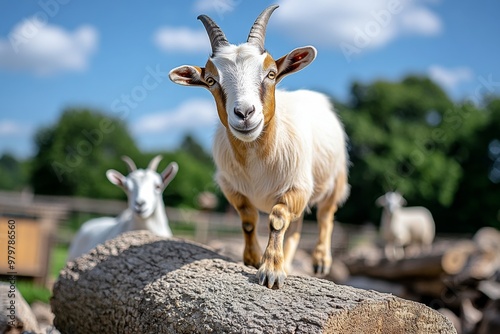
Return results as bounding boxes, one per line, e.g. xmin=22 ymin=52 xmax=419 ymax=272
xmin=169 ymin=65 xmax=207 ymax=88
xmin=161 ymin=162 xmax=179 ymax=189
xmin=106 ymin=169 xmax=126 ymax=188
xmin=275 ymin=46 xmax=317 ymax=83
xmin=375 ymin=195 xmax=386 ymax=207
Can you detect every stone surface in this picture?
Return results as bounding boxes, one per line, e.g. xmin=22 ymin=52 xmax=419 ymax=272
xmin=51 ymin=231 xmax=456 ymax=334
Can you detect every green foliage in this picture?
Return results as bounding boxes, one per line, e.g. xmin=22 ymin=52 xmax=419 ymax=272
xmin=30 ymin=108 xmax=140 ymax=199
xmin=29 ymin=109 xmax=216 ymax=208
xmin=0 ymin=153 xmax=29 ymax=190
xmin=180 ymin=134 xmax=213 ymax=166
xmin=337 ymin=76 xmax=500 ymax=233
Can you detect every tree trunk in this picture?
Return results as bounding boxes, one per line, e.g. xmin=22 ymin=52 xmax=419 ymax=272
xmin=51 ymin=231 xmax=456 ymax=334
xmin=346 ymin=241 xmax=475 ymax=280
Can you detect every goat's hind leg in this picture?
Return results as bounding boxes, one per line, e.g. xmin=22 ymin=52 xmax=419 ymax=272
xmin=313 ymin=172 xmax=348 ymax=275
xmin=312 ymin=193 xmax=336 ymax=276
xmin=283 ymin=213 xmax=303 ymax=274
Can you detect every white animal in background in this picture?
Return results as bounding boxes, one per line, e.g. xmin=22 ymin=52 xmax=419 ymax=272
xmin=376 ymin=191 xmax=435 ymax=260
xmin=169 ymin=5 xmax=349 ymax=288
xmin=67 ymin=155 xmax=178 ymax=261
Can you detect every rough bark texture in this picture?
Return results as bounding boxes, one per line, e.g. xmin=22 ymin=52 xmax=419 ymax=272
xmin=51 ymin=231 xmax=456 ymax=334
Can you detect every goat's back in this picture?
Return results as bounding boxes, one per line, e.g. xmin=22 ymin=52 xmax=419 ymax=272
xmin=393 ymin=207 xmax=436 ymax=244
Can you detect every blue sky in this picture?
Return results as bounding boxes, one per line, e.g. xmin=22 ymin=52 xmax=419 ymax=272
xmin=0 ymin=0 xmax=499 ymax=158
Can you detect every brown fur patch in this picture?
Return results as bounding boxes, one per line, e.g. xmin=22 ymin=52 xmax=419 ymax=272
xmin=205 ymin=60 xmax=228 ymax=129
xmin=227 ymin=130 xmax=247 ymax=166
xmin=255 ymin=54 xmax=278 ymax=160
xmin=262 ymin=188 xmax=309 ymax=275
xmin=312 ymin=170 xmax=349 ymax=274
xmin=221 ymin=187 xmax=261 ymax=267
xmin=278 ymin=188 xmax=309 ymax=221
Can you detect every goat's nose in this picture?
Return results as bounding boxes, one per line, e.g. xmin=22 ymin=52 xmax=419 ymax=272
xmin=234 ymin=105 xmax=255 ymax=120
xmin=135 ymin=200 xmax=145 ymax=208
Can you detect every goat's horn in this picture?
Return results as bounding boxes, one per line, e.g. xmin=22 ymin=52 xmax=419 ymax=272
xmin=121 ymin=156 xmax=137 ymax=172
xmin=198 ymin=14 xmax=229 ymax=54
xmin=148 ymin=155 xmax=163 ymax=171
xmin=247 ymin=5 xmax=279 ymax=52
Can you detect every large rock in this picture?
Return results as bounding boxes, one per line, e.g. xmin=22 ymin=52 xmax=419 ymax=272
xmin=51 ymin=231 xmax=456 ymax=334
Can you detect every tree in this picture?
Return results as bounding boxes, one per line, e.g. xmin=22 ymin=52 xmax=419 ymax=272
xmin=180 ymin=134 xmax=212 ymax=166
xmin=447 ymin=98 xmax=500 ymax=231
xmin=30 ymin=108 xmax=140 ymax=198
xmin=0 ymin=153 xmax=28 ymax=191
xmin=336 ymin=76 xmax=497 ymax=233
xmin=30 ymin=109 xmax=217 ymax=209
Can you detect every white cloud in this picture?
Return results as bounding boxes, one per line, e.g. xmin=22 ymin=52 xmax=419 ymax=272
xmin=0 ymin=120 xmax=32 ymax=137
xmin=0 ymin=18 xmax=98 ymax=75
xmin=272 ymin=0 xmax=442 ymax=53
xmin=194 ymin=0 xmax=240 ymax=17
xmin=428 ymin=65 xmax=473 ymax=89
xmin=154 ymin=27 xmax=210 ymax=53
xmin=133 ymin=99 xmax=218 ymax=134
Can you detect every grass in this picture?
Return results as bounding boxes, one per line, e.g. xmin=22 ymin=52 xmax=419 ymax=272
xmin=50 ymin=244 xmax=69 ymax=277
xmin=12 ymin=244 xmax=69 ymax=305
xmin=16 ymin=280 xmax=52 ymax=304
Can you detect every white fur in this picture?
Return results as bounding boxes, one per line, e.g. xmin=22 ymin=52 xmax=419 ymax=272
xmin=67 ymin=157 xmax=177 ymax=261
xmin=211 ymin=44 xmax=268 ymax=141
xmin=377 ymin=192 xmax=435 ymax=260
xmin=214 ymin=89 xmax=348 ymax=213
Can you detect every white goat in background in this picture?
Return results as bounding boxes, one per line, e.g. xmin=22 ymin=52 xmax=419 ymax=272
xmin=376 ymin=191 xmax=435 ymax=260
xmin=67 ymin=155 xmax=178 ymax=261
xmin=169 ymin=5 xmax=349 ymax=288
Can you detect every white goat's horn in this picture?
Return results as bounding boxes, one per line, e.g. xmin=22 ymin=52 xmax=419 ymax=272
xmin=247 ymin=5 xmax=279 ymax=52
xmin=197 ymin=14 xmax=229 ymax=54
xmin=148 ymin=155 xmax=163 ymax=171
xmin=121 ymin=156 xmax=137 ymax=172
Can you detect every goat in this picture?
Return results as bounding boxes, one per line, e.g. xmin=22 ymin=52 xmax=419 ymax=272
xmin=376 ymin=191 xmax=435 ymax=260
xmin=169 ymin=5 xmax=349 ymax=288
xmin=67 ymin=155 xmax=178 ymax=261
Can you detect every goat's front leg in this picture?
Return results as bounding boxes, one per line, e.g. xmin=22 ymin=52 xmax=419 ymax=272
xmin=222 ymin=186 xmax=262 ymax=268
xmin=258 ymin=189 xmax=307 ymax=288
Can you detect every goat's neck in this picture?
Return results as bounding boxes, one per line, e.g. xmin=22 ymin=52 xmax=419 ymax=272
xmin=381 ymin=208 xmax=394 ymax=228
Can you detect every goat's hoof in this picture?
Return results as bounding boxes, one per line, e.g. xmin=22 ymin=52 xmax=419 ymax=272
xmin=312 ymin=249 xmax=332 ymax=276
xmin=256 ymin=264 xmax=287 ymax=289
xmin=313 ymin=264 xmax=330 ymax=276
xmin=312 ymin=254 xmax=332 ymax=276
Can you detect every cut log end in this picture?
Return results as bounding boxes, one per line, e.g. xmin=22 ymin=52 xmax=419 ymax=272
xmin=441 ymin=241 xmax=476 ymax=275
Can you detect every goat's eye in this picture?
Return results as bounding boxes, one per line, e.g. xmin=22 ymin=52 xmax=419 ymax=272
xmin=267 ymin=71 xmax=277 ymax=80
xmin=155 ymin=184 xmax=162 ymax=191
xmin=206 ymin=77 xmax=216 ymax=86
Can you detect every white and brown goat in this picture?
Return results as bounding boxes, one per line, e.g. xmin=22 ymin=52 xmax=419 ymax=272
xmin=169 ymin=5 xmax=349 ymax=288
